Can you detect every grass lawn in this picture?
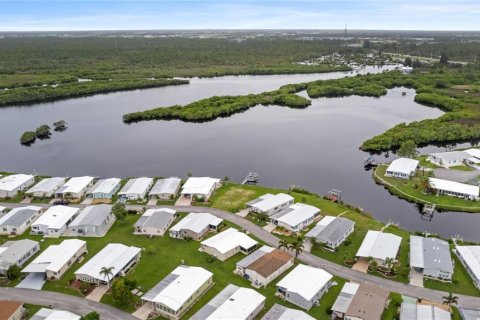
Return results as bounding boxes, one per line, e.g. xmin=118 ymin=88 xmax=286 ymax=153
xmin=24 ymin=304 xmax=43 ymax=319
xmin=382 ymin=292 xmax=402 ymax=320
xmin=416 ymin=155 xmax=441 ymax=169
xmin=374 ymin=164 xmax=480 ymax=212
xmin=450 ymin=165 xmax=475 ymax=171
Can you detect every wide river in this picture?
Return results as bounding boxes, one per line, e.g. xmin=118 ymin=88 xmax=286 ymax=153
xmin=1 ymin=66 xmax=480 ymax=241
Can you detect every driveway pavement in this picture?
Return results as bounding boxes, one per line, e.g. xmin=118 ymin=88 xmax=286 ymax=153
xmin=86 ymin=285 xmax=109 ymax=302
xmin=132 ymin=302 xmax=153 ymax=320
xmin=433 ymin=168 xmax=479 ymax=183
xmin=16 ymin=273 xmax=45 ymax=290
xmin=410 ymin=268 xmax=424 ymax=287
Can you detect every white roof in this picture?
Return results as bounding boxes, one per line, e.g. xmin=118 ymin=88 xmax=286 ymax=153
xmin=429 ymin=178 xmax=479 ymax=197
xmin=149 ymin=177 xmax=181 ymax=195
xmin=27 ymin=177 xmax=66 ymax=194
xmin=0 ymin=174 xmax=34 ymax=191
xmin=456 ymin=246 xmax=480 ymax=281
xmin=34 ymin=308 xmax=81 ymax=320
xmin=356 ymin=230 xmax=402 ymax=260
xmin=0 ymin=206 xmax=5 ymax=212
xmin=144 ymin=208 xmax=176 ymax=216
xmin=331 ymin=282 xmax=360 ymax=314
xmin=0 ymin=206 xmax=42 ymax=227
xmin=75 ymin=243 xmax=141 ymax=281
xmin=143 ymin=265 xmax=212 ymax=312
xmin=386 ymin=158 xmax=419 ymax=175
xmin=87 ymin=178 xmax=121 ymax=195
xmin=170 ymin=212 xmax=223 ymax=233
xmin=248 ymin=193 xmax=294 ymax=212
xmin=118 ymin=177 xmax=153 ymax=196
xmin=59 ymin=176 xmax=94 ymax=194
xmin=276 ymin=264 xmax=333 ymax=301
xmin=206 ymin=287 xmax=265 ymax=320
xmin=201 ymin=228 xmax=258 ymax=254
xmin=23 ymin=239 xmax=85 ymax=273
xmin=274 ymin=308 xmax=315 ymax=320
xmin=181 ymin=177 xmax=220 ymax=195
xmin=272 ymin=203 xmax=320 ymax=227
xmin=32 ymin=205 xmax=79 ymax=230
xmin=400 ymin=303 xmax=451 ymax=320
xmin=465 ymin=148 xmax=480 ymax=159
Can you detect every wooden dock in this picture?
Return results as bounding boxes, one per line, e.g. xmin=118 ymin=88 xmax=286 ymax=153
xmin=242 ymin=172 xmax=259 ymax=185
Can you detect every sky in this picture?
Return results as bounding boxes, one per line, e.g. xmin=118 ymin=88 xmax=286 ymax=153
xmin=0 ymin=0 xmax=479 ymax=32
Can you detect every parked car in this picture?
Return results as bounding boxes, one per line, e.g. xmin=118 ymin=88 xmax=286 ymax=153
xmin=53 ymin=199 xmax=70 ymax=205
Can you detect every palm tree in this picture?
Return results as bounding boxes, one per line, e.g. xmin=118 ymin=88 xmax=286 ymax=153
xmin=290 ymin=240 xmax=304 ymax=258
xmin=442 ymin=292 xmax=458 ymax=311
xmin=100 ymin=266 xmax=115 ymax=287
xmin=278 ymin=239 xmax=290 ymax=251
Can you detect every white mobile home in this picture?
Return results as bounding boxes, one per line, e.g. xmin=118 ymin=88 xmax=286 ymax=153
xmin=117 ymin=177 xmax=153 ymax=200
xmin=133 ymin=208 xmax=177 ymax=236
xmin=305 ymin=216 xmax=355 ymax=250
xmin=410 ymin=236 xmax=454 ymax=281
xmin=261 ymin=304 xmax=315 ymax=320
xmin=455 ymin=245 xmax=480 ymax=288
xmin=0 ymin=174 xmax=35 ymax=198
xmin=23 ymin=239 xmax=86 ymax=280
xmin=427 ymin=151 xmax=470 ymax=168
xmin=142 ymin=265 xmax=213 ymax=319
xmin=385 ymin=158 xmax=419 ymax=179
xmin=75 ymin=243 xmax=141 ymax=284
xmin=66 ymin=204 xmax=115 ymax=237
xmin=0 ymin=239 xmax=40 ymax=276
xmin=149 ymin=177 xmax=181 ymax=200
xmin=191 ymin=284 xmax=265 ymax=320
xmin=276 ymin=264 xmax=333 ymax=310
xmin=429 ymin=178 xmax=480 ymax=201
xmin=32 ymin=308 xmax=81 ymax=320
xmin=169 ymin=212 xmax=223 ymax=240
xmin=236 ymin=245 xmax=293 ymax=288
xmin=271 ymin=203 xmax=320 ymax=232
xmin=200 ymin=227 xmax=258 ymax=261
xmin=0 ymin=206 xmax=42 ymax=236
xmin=31 ymin=205 xmax=79 ymax=236
xmin=26 ymin=177 xmax=66 ymax=198
xmin=246 ymin=193 xmax=294 ymax=216
xmin=86 ymin=178 xmax=121 ymax=199
xmin=56 ymin=176 xmax=95 ymax=199
xmin=180 ymin=177 xmax=220 ymax=200
xmin=356 ymin=230 xmax=402 ymax=266
xmin=400 ymin=303 xmax=451 ymax=320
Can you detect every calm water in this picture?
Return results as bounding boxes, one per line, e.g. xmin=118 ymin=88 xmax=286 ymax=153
xmin=1 ymin=66 xmax=480 ymax=241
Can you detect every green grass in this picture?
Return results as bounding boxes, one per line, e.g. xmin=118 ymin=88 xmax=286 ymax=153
xmin=450 ymin=165 xmax=475 ymax=171
xmin=417 ymin=155 xmax=442 ymax=169
xmin=382 ymin=292 xmax=402 ymax=320
xmin=24 ymin=304 xmax=43 ymax=319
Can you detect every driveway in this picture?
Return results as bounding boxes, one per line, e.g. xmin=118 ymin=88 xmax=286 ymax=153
xmin=86 ymin=285 xmax=109 ymax=302
xmin=410 ymin=268 xmax=424 ymax=287
xmin=433 ymin=168 xmax=479 ymax=183
xmin=0 ymin=287 xmax=137 ymax=320
xmin=16 ymin=273 xmax=45 ymax=290
xmin=132 ymin=302 xmax=153 ymax=320
xmin=352 ymin=258 xmax=369 ymax=273
xmin=236 ymin=209 xmax=250 ymax=217
xmin=174 ymin=196 xmax=192 ymax=206
xmin=263 ymin=223 xmax=276 ymax=233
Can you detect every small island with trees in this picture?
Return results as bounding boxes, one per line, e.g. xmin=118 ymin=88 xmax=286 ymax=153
xmin=20 ymin=120 xmax=68 ymax=146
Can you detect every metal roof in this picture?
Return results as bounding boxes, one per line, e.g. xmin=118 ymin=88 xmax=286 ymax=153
xmin=276 ymin=264 xmax=332 ymax=301
xmin=170 ymin=212 xmax=223 ymax=234
xmin=201 ymin=228 xmax=257 ymax=254
xmin=27 ymin=177 xmax=66 ymax=194
xmin=261 ymin=303 xmax=315 ymax=320
xmin=0 ymin=174 xmax=34 ymax=192
xmin=69 ymin=204 xmax=113 ymax=227
xmin=181 ymin=177 xmax=220 ymax=196
xmin=356 ymin=230 xmax=402 ymax=261
xmin=410 ymin=236 xmax=453 ymax=273
xmin=236 ymin=245 xmax=273 ymax=269
xmin=460 ymin=308 xmax=480 ymax=320
xmin=386 ymin=158 xmax=419 ymax=175
xmin=32 ymin=205 xmax=79 ymax=230
xmin=31 ymin=308 xmax=80 ymax=320
xmin=270 ymin=203 xmax=320 ymax=228
xmin=57 ymin=176 xmax=94 ymax=194
xmin=400 ymin=303 xmax=451 ymax=320
xmin=0 ymin=239 xmax=39 ymax=267
xmin=87 ymin=178 xmax=121 ymax=195
xmin=0 ymin=206 xmax=42 ymax=228
xmin=149 ymin=178 xmax=181 ymax=195
xmin=331 ymin=282 xmax=359 ymax=314
xmin=134 ymin=208 xmax=176 ymax=229
xmin=246 ymin=193 xmax=294 ymax=213
xmin=118 ymin=177 xmax=153 ymax=196
xmin=306 ymin=216 xmax=355 ymax=244
xmin=429 ymin=178 xmax=479 ymax=197
xmin=456 ymin=245 xmax=480 ymax=282
xmin=429 ymin=151 xmax=470 ymax=163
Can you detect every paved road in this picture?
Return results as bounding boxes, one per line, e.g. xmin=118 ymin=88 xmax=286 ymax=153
xmin=2 ymin=202 xmax=480 ymax=309
xmin=0 ymin=288 xmax=137 ymax=320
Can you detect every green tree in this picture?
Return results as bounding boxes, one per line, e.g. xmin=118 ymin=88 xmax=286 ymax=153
xmin=289 ymin=237 xmax=305 ymax=258
xmin=20 ymin=131 xmax=36 ymax=145
xmin=440 ymin=53 xmax=449 ymax=65
xmin=278 ymin=239 xmax=290 ymax=251
xmin=404 ymin=57 xmax=413 ymax=67
xmin=6 ymin=264 xmax=21 ymax=280
xmin=35 ymin=124 xmax=51 ymax=139
xmin=442 ymin=292 xmax=458 ymax=311
xmin=99 ymin=266 xmax=115 ymax=288
xmin=397 ymin=140 xmax=418 ymax=158
xmin=80 ymin=312 xmax=100 ymax=320
xmin=112 ymin=203 xmax=126 ymax=221
xmin=111 ymin=278 xmax=132 ymax=305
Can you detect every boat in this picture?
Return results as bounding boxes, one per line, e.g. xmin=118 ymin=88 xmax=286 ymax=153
xmin=364 ymin=156 xmax=378 ymax=169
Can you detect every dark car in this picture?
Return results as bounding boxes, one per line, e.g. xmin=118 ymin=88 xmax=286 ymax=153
xmin=53 ymin=199 xmax=70 ymax=206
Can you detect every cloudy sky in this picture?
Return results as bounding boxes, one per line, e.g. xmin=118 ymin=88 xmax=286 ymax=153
xmin=1 ymin=0 xmax=479 ymax=31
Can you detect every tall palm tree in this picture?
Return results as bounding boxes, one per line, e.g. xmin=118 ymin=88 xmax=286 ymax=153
xmin=278 ymin=239 xmax=290 ymax=251
xmin=100 ymin=266 xmax=115 ymax=287
xmin=442 ymin=292 xmax=458 ymax=311
xmin=290 ymin=240 xmax=304 ymax=258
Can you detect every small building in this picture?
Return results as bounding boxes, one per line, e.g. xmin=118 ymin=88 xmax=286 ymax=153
xmin=385 ymin=158 xmax=419 ymax=179
xmin=169 ymin=212 xmax=223 ymax=240
xmin=246 ymin=193 xmax=294 ymax=216
xmin=305 ymin=216 xmax=355 ymax=250
xmin=0 ymin=206 xmax=6 ymax=214
xmin=66 ymin=204 xmax=115 ymax=237
xmin=455 ymin=245 xmax=480 ymax=288
xmin=31 ymin=205 xmax=79 ymax=236
xmin=270 ymin=203 xmax=320 ymax=232
xmin=261 ymin=303 xmax=315 ymax=320
xmin=400 ymin=66 xmax=414 ymax=74
xmin=356 ymin=230 xmax=402 ymax=266
xmin=331 ymin=282 xmax=389 ymax=320
xmin=429 ymin=178 xmax=479 ymax=201
xmin=26 ymin=177 xmax=66 ymax=198
xmin=410 ymin=236 xmax=454 ymax=281
xmin=142 ymin=265 xmax=213 ymax=320
xmin=460 ymin=308 xmax=480 ymax=320
xmin=31 ymin=308 xmax=80 ymax=320
xmin=180 ymin=177 xmax=220 ymax=200
xmin=0 ymin=239 xmax=40 ymax=276
xmin=56 ymin=176 xmax=95 ymax=199
xmin=134 ymin=208 xmax=177 ymax=236
xmin=236 ymin=245 xmax=293 ymax=287
xmin=0 ymin=301 xmax=24 ymax=320
xmin=86 ymin=178 xmax=121 ymax=199
xmin=276 ymin=264 xmax=333 ymax=310
xmin=0 ymin=206 xmax=43 ymax=236
xmin=200 ymin=227 xmax=258 ymax=261
xmin=191 ymin=284 xmax=265 ymax=320
xmin=149 ymin=177 xmax=182 ymax=200
xmin=0 ymin=174 xmax=35 ymax=198
xmin=400 ymin=302 xmax=451 ymax=320
xmin=117 ymin=177 xmax=153 ymax=200
xmin=427 ymin=151 xmax=470 ymax=168
xmin=23 ymin=239 xmax=87 ymax=280
xmin=75 ymin=243 xmax=141 ymax=284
